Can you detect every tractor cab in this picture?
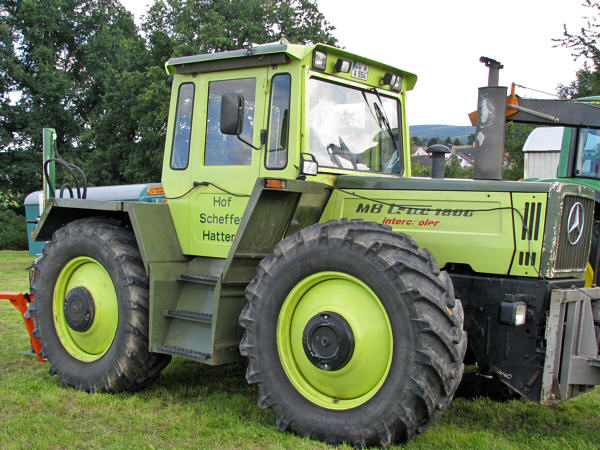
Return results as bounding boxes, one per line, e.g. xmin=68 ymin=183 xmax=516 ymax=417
xmin=160 ymin=41 xmax=416 ymax=257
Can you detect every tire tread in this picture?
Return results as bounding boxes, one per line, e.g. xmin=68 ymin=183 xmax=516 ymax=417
xmin=30 ymin=217 xmax=170 ymax=393
xmin=239 ymin=219 xmax=466 ymax=447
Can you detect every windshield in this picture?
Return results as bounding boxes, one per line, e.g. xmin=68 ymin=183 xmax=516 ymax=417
xmin=574 ymin=128 xmax=600 ymax=179
xmin=308 ymin=77 xmax=402 ymax=174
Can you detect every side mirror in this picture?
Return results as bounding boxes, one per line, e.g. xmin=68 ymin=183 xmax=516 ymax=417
xmin=220 ymin=94 xmax=244 ymax=135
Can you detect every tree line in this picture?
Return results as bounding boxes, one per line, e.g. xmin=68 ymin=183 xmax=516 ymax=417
xmin=411 ymin=135 xmax=475 ymax=148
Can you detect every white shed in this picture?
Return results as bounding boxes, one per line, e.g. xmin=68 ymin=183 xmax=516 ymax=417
xmin=522 ymin=127 xmax=564 ymax=179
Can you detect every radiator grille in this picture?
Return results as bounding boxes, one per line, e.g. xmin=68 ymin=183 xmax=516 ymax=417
xmin=555 ymin=196 xmax=594 ymax=271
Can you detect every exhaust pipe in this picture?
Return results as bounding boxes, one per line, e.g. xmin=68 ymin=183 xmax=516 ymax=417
xmin=473 ymin=57 xmax=506 ymax=180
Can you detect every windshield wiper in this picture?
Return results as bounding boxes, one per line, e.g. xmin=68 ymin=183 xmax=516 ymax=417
xmin=371 ymin=88 xmax=398 ymax=151
xmin=361 ymin=90 xmax=380 ymax=126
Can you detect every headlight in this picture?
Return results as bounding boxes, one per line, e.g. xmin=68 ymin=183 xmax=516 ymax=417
xmin=300 ymin=153 xmax=319 ymax=176
xmin=499 ymin=301 xmax=527 ymax=326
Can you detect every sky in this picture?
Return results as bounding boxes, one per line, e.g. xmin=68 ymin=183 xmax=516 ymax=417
xmin=118 ymin=0 xmax=592 ymax=126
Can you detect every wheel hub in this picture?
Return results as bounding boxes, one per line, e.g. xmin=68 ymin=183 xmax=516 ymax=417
xmin=64 ymin=286 xmax=95 ymax=332
xmin=302 ymin=311 xmax=354 ymax=371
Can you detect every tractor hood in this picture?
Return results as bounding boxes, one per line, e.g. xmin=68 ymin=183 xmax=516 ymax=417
xmin=336 ymin=175 xmax=567 ymax=193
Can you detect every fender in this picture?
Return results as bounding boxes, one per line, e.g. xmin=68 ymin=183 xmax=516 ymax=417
xmin=34 ymin=198 xmax=187 ymax=273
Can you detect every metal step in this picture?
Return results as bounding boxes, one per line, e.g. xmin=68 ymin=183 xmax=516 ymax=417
xmin=155 ymin=345 xmax=210 ymax=361
xmin=178 ymin=273 xmax=219 ymax=285
xmin=165 ymin=309 xmax=213 ymax=324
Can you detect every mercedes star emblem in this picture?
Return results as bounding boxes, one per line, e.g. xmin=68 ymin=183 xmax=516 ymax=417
xmin=567 ymin=202 xmax=585 ymax=245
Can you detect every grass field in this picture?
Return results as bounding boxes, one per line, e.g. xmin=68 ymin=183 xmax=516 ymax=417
xmin=0 ymin=250 xmax=598 ymax=448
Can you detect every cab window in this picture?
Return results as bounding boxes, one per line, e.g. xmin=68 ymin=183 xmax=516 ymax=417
xmin=308 ymin=77 xmax=402 ymax=174
xmin=574 ymin=128 xmax=600 ymax=179
xmin=170 ymin=83 xmax=195 ymax=169
xmin=205 ymin=78 xmax=255 ymax=166
xmin=266 ymin=74 xmax=291 ymax=169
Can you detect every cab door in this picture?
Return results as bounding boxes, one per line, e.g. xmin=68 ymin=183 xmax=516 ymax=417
xmin=183 ymin=68 xmax=269 ymax=258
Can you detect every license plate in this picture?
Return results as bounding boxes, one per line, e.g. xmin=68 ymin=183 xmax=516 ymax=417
xmin=351 ymin=62 xmax=369 ymax=81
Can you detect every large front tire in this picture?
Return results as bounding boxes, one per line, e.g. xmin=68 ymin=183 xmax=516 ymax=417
xmin=30 ymin=218 xmax=170 ymax=392
xmin=239 ymin=220 xmax=466 ymax=447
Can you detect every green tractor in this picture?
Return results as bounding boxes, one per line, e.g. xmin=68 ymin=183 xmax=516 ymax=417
xmin=26 ymin=42 xmax=600 ymax=447
xmin=517 ymin=93 xmax=600 ymax=287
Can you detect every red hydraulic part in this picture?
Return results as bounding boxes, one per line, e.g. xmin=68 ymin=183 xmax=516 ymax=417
xmin=0 ymin=292 xmax=45 ymax=361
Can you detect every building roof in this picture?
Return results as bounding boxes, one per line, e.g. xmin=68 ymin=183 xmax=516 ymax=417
xmin=522 ymin=126 xmax=564 ymax=152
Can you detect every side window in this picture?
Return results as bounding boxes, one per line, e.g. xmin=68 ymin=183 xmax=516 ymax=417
xmin=170 ymin=83 xmax=194 ymax=169
xmin=575 ymin=128 xmax=600 ymax=178
xmin=266 ymin=74 xmax=291 ymax=169
xmin=205 ymin=78 xmax=255 ymax=166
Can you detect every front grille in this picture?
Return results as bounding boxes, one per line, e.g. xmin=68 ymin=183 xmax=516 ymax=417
xmin=555 ymin=195 xmax=594 ymax=271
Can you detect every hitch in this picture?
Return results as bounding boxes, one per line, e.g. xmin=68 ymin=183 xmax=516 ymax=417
xmin=0 ymin=292 xmax=45 ymax=362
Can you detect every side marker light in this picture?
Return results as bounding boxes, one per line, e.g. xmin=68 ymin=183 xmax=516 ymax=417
xmin=264 ymin=179 xmax=287 ymax=189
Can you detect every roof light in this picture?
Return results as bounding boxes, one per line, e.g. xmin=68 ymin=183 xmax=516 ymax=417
xmin=382 ymin=72 xmax=402 ymax=91
xmin=312 ymin=50 xmax=327 ymax=71
xmin=335 ymin=58 xmax=352 ymax=73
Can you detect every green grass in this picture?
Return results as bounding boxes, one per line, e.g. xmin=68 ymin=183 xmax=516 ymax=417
xmin=0 ymin=250 xmax=598 ymax=448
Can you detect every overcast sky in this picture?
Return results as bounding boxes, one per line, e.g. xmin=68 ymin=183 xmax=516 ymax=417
xmin=119 ymin=0 xmax=592 ymax=126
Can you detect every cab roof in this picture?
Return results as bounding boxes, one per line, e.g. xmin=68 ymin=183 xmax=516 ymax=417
xmin=165 ymin=41 xmax=417 ymax=91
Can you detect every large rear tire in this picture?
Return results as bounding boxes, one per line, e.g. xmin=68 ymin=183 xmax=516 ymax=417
xmin=239 ymin=220 xmax=466 ymax=447
xmin=30 ymin=217 xmax=171 ymax=392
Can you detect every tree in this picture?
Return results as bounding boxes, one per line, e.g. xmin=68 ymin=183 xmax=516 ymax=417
xmin=556 ymin=0 xmax=600 ymax=97
xmin=503 ymin=122 xmax=535 ymax=181
xmin=0 ymin=0 xmax=146 ymax=199
xmin=410 ymin=161 xmax=426 ymax=177
xmin=142 ymin=0 xmax=337 ymax=61
xmin=444 ymin=157 xmax=473 ymax=179
xmin=411 ymin=136 xmax=423 ymax=147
